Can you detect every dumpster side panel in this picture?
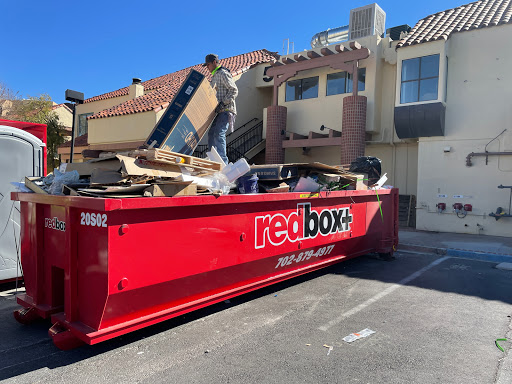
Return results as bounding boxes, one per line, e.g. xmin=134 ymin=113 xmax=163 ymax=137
xmin=75 ymin=208 xmax=110 ymax=330
xmin=19 ymin=202 xmax=40 ymax=304
xmin=14 ymin=189 xmax=399 ymax=347
xmin=97 ymin=195 xmax=374 ymax=329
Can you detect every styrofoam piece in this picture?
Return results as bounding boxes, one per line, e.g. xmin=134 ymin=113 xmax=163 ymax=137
xmin=222 ymin=158 xmax=250 ymax=183
xmin=177 ymin=174 xmax=215 ymax=189
xmin=294 ymin=177 xmax=321 ymax=192
xmin=206 ymin=146 xmax=226 ymax=169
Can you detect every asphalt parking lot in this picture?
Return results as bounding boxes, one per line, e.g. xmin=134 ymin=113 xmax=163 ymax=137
xmin=1 ymin=251 xmax=511 ymax=384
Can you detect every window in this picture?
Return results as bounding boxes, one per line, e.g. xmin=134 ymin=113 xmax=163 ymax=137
xmin=400 ymin=54 xmax=439 ymax=104
xmin=285 ymin=76 xmax=319 ymax=101
xmin=78 ymin=113 xmax=93 ymax=136
xmin=326 ymin=68 xmax=366 ymax=96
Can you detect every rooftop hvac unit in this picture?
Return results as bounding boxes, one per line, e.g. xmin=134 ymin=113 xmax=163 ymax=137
xmin=349 ymin=3 xmax=386 ymax=40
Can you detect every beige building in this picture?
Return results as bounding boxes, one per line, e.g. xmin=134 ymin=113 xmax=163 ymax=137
xmin=265 ymin=0 xmax=511 ymax=237
xmin=58 ymin=0 xmax=512 ymax=238
xmin=396 ymin=0 xmax=512 ymax=237
xmin=58 ymin=50 xmax=277 ymax=162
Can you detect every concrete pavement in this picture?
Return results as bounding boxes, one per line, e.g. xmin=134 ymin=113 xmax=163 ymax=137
xmin=399 ymin=228 xmax=512 ymax=263
xmin=0 ymin=250 xmax=511 ymax=383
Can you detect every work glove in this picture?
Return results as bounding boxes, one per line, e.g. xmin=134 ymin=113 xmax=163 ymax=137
xmin=215 ymin=102 xmax=226 ymax=114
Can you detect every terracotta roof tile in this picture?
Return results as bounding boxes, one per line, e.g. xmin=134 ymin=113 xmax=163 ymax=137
xmin=52 ymin=103 xmax=73 ymax=113
xmin=59 ymin=133 xmax=88 ymax=148
xmin=397 ymin=0 xmax=512 ymax=48
xmin=86 ymin=49 xmax=278 ymax=120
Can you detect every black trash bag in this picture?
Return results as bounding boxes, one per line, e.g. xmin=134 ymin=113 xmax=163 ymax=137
xmin=349 ymin=156 xmax=382 ymax=185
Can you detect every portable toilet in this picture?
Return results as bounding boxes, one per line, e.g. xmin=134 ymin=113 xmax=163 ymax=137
xmin=0 ymin=123 xmax=46 ymax=282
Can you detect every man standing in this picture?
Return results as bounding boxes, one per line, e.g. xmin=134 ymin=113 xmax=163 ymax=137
xmin=204 ymin=54 xmax=238 ymax=164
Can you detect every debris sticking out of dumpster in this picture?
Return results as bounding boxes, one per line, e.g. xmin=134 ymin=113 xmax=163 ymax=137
xmin=20 ymin=147 xmax=380 ymax=197
xmin=143 ymin=69 xmax=218 ymax=154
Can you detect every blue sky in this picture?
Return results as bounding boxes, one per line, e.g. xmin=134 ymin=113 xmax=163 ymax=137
xmin=2 ymin=0 xmax=466 ymax=104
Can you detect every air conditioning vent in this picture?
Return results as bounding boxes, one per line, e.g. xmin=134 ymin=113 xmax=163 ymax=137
xmin=349 ymin=3 xmax=386 ymax=40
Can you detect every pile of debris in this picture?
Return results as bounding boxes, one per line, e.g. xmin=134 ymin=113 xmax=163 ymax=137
xmin=23 ymin=149 xmax=384 ymax=198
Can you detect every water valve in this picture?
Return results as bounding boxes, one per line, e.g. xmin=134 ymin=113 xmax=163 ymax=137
xmin=453 ymin=203 xmax=463 ymax=213
xmin=463 ymin=204 xmax=472 ymax=212
xmin=436 ymin=203 xmax=446 ymax=213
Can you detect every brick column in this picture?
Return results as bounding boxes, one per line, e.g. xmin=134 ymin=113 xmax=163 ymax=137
xmin=341 ymin=95 xmax=367 ymax=165
xmin=265 ymin=105 xmax=287 ymax=164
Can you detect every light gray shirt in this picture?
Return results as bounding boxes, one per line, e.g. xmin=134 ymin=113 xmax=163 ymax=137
xmin=211 ymin=66 xmax=238 ymax=115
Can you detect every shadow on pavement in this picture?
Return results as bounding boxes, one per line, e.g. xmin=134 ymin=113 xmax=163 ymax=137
xmin=0 ymin=251 xmax=510 ymax=380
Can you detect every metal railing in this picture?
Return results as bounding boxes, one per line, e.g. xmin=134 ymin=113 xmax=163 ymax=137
xmin=193 ymin=119 xmax=263 ymax=163
xmin=227 ymin=121 xmax=263 ymax=160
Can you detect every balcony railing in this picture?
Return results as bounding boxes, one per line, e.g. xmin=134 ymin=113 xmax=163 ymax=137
xmin=193 ymin=119 xmax=263 ymax=163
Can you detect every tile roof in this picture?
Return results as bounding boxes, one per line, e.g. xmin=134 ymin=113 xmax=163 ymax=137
xmin=60 ymin=133 xmax=88 ymax=148
xmin=52 ymin=103 xmax=73 ymax=113
xmin=87 ymin=49 xmax=279 ymax=120
xmin=397 ymin=0 xmax=512 ymax=48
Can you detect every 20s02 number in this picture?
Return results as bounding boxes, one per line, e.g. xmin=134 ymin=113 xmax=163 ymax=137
xmin=80 ymin=212 xmax=107 ymax=228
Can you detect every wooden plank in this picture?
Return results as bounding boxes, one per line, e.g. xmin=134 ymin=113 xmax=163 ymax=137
xmin=138 ymin=157 xmax=217 ymax=175
xmin=134 ymin=148 xmax=222 ymax=171
xmin=25 ymin=177 xmax=48 ymax=194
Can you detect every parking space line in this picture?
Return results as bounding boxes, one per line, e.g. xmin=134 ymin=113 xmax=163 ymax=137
xmin=318 ymin=256 xmax=451 ymax=331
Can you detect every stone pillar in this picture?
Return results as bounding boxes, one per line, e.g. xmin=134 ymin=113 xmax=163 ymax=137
xmin=265 ymin=105 xmax=287 ymax=164
xmin=341 ymin=95 xmax=367 ymax=165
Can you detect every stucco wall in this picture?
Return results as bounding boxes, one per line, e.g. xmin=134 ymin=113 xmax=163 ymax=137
xmin=74 ymin=95 xmax=131 ymax=137
xmin=412 ymin=24 xmax=512 ymax=236
xmin=232 ymin=67 xmax=273 ymax=132
xmin=88 ymin=110 xmax=158 ymax=145
xmin=53 ymin=106 xmax=73 ymax=128
xmin=275 ymin=35 xmax=381 ymax=135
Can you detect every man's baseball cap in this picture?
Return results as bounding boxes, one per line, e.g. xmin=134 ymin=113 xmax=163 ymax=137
xmin=203 ymin=53 xmax=219 ymax=66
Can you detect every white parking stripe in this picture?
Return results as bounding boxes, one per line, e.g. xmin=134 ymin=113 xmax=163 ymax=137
xmin=318 ymin=256 xmax=451 ymax=331
xmin=0 ymin=287 xmax=25 ymax=297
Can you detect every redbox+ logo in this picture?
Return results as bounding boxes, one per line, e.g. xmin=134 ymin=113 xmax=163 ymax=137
xmin=255 ymin=203 xmax=352 ymax=249
xmin=44 ymin=217 xmax=66 ymax=232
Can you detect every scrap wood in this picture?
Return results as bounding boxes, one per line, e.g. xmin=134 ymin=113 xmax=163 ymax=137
xmin=132 ymin=149 xmax=222 ymax=172
xmin=127 ymin=175 xmax=155 ymax=184
xmin=24 ymin=177 xmax=48 ymax=194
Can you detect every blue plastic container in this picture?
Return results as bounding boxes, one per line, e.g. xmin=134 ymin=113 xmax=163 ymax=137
xmin=237 ymin=174 xmax=259 ymax=194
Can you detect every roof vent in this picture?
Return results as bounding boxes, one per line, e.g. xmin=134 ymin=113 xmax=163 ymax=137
xmin=349 ymin=3 xmax=386 ymax=40
xmin=132 ymin=78 xmax=142 ymax=84
xmin=310 ymin=25 xmax=349 ymax=48
xmin=386 ymin=24 xmax=411 ymax=41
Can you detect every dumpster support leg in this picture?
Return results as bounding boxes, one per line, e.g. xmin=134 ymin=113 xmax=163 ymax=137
xmin=49 ymin=322 xmax=85 ymax=350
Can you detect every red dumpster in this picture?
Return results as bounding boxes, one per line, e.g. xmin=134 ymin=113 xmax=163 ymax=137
xmin=12 ymin=189 xmax=398 ymax=349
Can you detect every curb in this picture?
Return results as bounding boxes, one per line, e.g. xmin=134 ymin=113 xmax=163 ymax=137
xmin=398 ymin=243 xmax=512 ymax=263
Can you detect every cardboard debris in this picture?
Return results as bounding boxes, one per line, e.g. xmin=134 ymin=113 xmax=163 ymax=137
xmin=249 ymin=164 xmax=298 ymax=180
xmin=78 ymin=184 xmax=151 ymax=195
xmin=90 ymin=168 xmax=126 ymax=185
xmin=61 ymin=158 xmax=121 ymax=177
xmin=143 ymin=182 xmax=196 ymax=197
xmin=144 ymin=69 xmax=218 ymax=154
xmin=34 ymin=145 xmax=379 ymax=198
xmin=119 ymin=155 xmax=183 ymax=178
xmin=264 ymin=182 xmax=289 ymax=193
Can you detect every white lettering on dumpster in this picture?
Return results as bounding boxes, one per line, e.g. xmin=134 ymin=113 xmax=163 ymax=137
xmin=80 ymin=212 xmax=107 ymax=228
xmin=45 ymin=217 xmax=66 ymax=232
xmin=254 ymin=203 xmax=352 ymax=249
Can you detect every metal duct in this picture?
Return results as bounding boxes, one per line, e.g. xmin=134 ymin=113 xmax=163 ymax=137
xmin=310 ymin=25 xmax=349 ymax=48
